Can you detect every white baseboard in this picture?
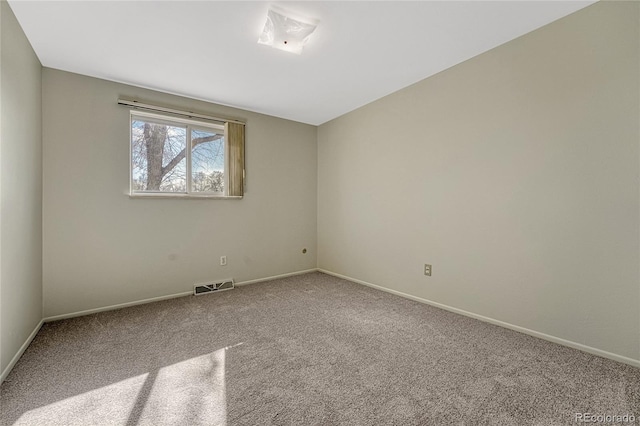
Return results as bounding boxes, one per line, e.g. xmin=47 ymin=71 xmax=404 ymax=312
xmin=1 ymin=319 xmax=44 ymax=384
xmin=3 ymin=269 xmax=319 ymax=383
xmin=318 ymin=269 xmax=640 ymax=369
xmin=43 ymin=268 xmax=320 ymax=323
xmin=235 ymin=268 xmax=319 ymax=287
xmin=43 ymin=291 xmax=193 ymax=322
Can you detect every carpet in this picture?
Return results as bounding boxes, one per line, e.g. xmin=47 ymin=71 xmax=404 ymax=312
xmin=1 ymin=272 xmax=638 ymax=425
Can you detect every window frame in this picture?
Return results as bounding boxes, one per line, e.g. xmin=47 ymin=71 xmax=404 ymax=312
xmin=129 ymin=110 xmax=231 ymax=199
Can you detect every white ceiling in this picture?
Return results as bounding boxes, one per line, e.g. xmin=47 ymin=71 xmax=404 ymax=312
xmin=8 ymin=0 xmax=596 ymax=125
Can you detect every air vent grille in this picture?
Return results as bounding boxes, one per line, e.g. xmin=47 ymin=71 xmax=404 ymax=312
xmin=194 ymin=279 xmax=234 ymax=296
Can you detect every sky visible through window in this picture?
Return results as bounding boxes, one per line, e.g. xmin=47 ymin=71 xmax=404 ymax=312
xmin=131 ymin=117 xmax=225 ymax=193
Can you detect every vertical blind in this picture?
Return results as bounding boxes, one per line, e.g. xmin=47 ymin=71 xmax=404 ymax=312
xmin=226 ymin=122 xmax=245 ymax=197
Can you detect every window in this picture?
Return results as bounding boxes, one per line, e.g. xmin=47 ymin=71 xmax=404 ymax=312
xmin=130 ymin=111 xmax=244 ymax=197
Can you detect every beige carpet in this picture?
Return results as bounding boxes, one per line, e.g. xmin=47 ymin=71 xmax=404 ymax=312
xmin=1 ymin=272 xmax=638 ymax=425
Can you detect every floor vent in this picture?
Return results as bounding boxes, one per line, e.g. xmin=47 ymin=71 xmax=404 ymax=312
xmin=194 ymin=279 xmax=235 ymax=296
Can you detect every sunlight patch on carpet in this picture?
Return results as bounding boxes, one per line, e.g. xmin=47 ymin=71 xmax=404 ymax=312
xmin=15 ymin=349 xmax=231 ymax=426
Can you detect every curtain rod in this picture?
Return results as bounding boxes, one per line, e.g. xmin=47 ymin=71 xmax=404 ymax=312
xmin=117 ymin=99 xmax=245 ymax=125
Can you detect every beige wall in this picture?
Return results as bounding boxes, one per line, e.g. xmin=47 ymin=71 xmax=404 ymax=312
xmin=318 ymin=1 xmax=640 ymax=362
xmin=4 ymin=0 xmax=638 ymax=375
xmin=0 ymin=0 xmax=43 ymax=377
xmin=42 ymin=69 xmax=317 ymax=317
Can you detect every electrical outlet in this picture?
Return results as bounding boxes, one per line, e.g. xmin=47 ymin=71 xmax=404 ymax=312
xmin=220 ymin=256 xmax=227 ymax=266
xmin=424 ymin=264 xmax=432 ymax=276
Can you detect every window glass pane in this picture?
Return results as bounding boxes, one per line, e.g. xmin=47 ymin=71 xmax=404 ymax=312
xmin=132 ymin=119 xmax=187 ymax=192
xmin=191 ymin=128 xmax=225 ymax=193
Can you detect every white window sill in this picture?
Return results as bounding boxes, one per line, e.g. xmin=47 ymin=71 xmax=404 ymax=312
xmin=129 ymin=193 xmax=242 ymax=200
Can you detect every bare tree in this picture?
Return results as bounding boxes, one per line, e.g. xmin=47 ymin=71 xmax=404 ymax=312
xmin=132 ymin=121 xmax=223 ymax=191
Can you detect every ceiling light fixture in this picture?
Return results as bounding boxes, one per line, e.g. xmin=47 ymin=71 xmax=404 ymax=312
xmin=258 ymin=6 xmax=318 ymax=55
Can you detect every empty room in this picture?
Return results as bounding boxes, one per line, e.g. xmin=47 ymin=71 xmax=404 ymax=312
xmin=1 ymin=0 xmax=639 ymax=424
